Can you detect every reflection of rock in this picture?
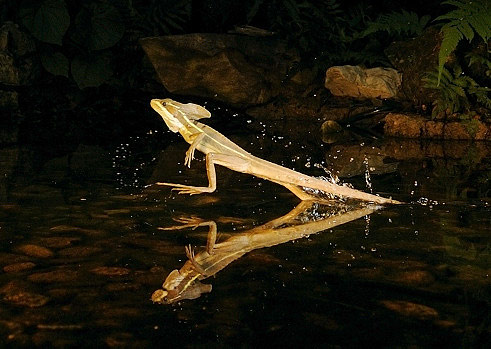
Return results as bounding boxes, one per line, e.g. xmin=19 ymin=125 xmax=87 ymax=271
xmin=385 ymin=27 xmax=441 ymax=107
xmin=324 ymin=65 xmax=401 ymax=99
xmin=384 ymin=113 xmax=491 ymax=140
xmin=382 ymin=139 xmax=490 ymax=161
xmin=140 ymin=33 xmax=299 ymax=107
xmin=325 ymin=144 xmax=399 ymax=178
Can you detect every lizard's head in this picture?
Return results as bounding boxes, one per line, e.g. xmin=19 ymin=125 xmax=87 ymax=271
xmin=150 ymin=98 xmax=211 ymax=133
xmin=151 ymin=269 xmax=212 ymax=305
xmin=150 ymin=98 xmax=184 ymax=133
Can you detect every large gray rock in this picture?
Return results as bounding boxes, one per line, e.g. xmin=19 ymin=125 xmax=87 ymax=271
xmin=324 ymin=65 xmax=401 ymax=99
xmin=140 ymin=33 xmax=299 ymax=107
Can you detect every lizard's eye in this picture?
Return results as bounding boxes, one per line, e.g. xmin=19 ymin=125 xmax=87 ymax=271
xmin=162 ymin=102 xmax=166 ymax=106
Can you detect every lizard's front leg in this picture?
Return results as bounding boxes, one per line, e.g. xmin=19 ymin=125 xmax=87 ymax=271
xmin=184 ymin=133 xmax=204 ymax=168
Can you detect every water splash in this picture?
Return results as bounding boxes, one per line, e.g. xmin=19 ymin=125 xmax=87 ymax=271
xmin=416 ymin=197 xmax=440 ymax=206
xmin=363 ymin=156 xmax=373 ymax=193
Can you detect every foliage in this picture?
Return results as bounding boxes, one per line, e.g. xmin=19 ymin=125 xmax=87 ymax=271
xmin=418 ymin=0 xmax=491 ymax=118
xmin=434 ymin=0 xmax=490 ymax=84
xmin=245 ymin=0 xmax=409 ymax=68
xmin=246 ymin=0 xmax=343 ymax=53
xmin=424 ymin=65 xmax=491 ymax=118
xmin=362 ymin=10 xmax=430 ymax=38
xmin=125 ymin=0 xmax=191 ymax=35
xmin=20 ymin=0 xmax=70 ymax=45
xmin=19 ymin=0 xmax=125 ymax=89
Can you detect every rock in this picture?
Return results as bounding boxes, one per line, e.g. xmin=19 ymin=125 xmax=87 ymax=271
xmin=321 ymin=120 xmax=345 ymax=144
xmin=15 ymin=244 xmax=54 ymax=258
xmin=38 ymin=237 xmax=80 ymax=249
xmin=28 ymin=269 xmax=79 ymax=283
xmin=0 ymin=281 xmax=49 ymax=308
xmin=394 ymin=270 xmax=435 ymax=286
xmin=384 ymin=113 xmax=491 ymax=140
xmin=90 ymin=267 xmax=131 ymax=277
xmin=385 ymin=27 xmax=441 ymax=107
xmin=0 ymin=252 xmax=30 ymax=266
xmin=380 ymin=300 xmax=438 ymax=320
xmin=57 ymin=246 xmax=102 ymax=258
xmin=3 ymin=262 xmax=36 ymax=273
xmin=140 ymin=33 xmax=299 ymax=107
xmin=3 ymin=291 xmax=49 ymax=308
xmin=321 ymin=120 xmax=343 ymax=134
xmin=324 ymin=65 xmax=401 ymax=99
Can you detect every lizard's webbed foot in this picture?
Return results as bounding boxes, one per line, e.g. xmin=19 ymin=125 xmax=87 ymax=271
xmin=155 ymin=182 xmax=214 ymax=195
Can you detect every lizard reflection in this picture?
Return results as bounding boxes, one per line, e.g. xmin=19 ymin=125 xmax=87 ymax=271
xmin=151 ymin=201 xmax=379 ymax=304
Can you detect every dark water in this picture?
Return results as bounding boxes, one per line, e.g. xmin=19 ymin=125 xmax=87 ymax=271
xmin=0 ymin=120 xmax=489 ymax=347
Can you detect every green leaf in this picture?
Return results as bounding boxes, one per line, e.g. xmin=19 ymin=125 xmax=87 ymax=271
xmin=40 ymin=50 xmax=69 ymax=77
xmin=20 ymin=0 xmax=70 ymax=45
xmin=438 ymin=26 xmax=462 ymax=84
xmin=71 ymin=54 xmax=112 ymax=89
xmin=72 ymin=3 xmax=124 ymax=51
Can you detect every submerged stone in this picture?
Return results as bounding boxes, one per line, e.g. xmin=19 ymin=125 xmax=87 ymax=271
xmin=90 ymin=267 xmax=131 ymax=277
xmin=28 ymin=269 xmax=79 ymax=283
xmin=380 ymin=300 xmax=438 ymax=320
xmin=3 ymin=262 xmax=36 ymax=273
xmin=3 ymin=291 xmax=49 ymax=308
xmin=15 ymin=244 xmax=54 ymax=258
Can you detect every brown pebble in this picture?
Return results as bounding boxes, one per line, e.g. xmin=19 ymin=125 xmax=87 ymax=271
xmin=0 ymin=253 xmax=30 ymax=265
xmin=3 ymin=291 xmax=49 ymax=307
xmin=15 ymin=244 xmax=53 ymax=258
xmin=395 ymin=270 xmax=435 ymax=285
xmin=90 ymin=267 xmax=130 ymax=277
xmin=3 ymin=262 xmax=36 ymax=273
xmin=380 ymin=300 xmax=438 ymax=319
xmin=105 ymin=283 xmax=140 ymax=292
xmin=38 ymin=237 xmax=80 ymax=249
xmin=28 ymin=270 xmax=79 ymax=283
xmin=58 ymin=246 xmax=102 ymax=258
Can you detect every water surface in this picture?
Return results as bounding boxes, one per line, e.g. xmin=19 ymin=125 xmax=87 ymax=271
xmin=0 ymin=121 xmax=489 ymax=347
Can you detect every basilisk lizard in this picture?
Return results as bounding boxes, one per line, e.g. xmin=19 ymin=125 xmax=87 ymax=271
xmin=150 ymin=98 xmax=400 ymax=204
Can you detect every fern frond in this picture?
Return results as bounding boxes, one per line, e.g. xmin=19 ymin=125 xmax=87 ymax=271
xmin=435 ymin=0 xmax=491 ymax=84
xmin=425 ymin=65 xmax=490 ymax=117
xmin=362 ymin=10 xmax=429 ymax=38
